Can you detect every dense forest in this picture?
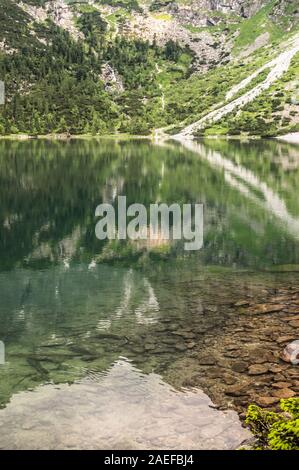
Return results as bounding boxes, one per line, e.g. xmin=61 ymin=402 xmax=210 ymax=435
xmin=0 ymin=3 xmax=192 ymax=135
xmin=0 ymin=0 xmax=299 ymax=136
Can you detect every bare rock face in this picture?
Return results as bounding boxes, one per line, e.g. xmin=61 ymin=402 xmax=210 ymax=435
xmin=0 ymin=40 xmax=17 ymax=55
xmin=19 ymin=2 xmax=48 ymax=22
xmin=163 ymin=0 xmax=266 ymax=26
xmin=270 ymin=0 xmax=299 ymax=31
xmin=136 ymin=0 xmax=268 ymax=69
xmin=19 ymin=0 xmax=84 ymax=41
xmin=100 ymin=64 xmax=124 ymax=94
xmin=198 ymin=0 xmax=264 ymax=17
xmin=46 ymin=1 xmax=84 ymax=40
xmin=121 ymin=12 xmax=231 ymax=71
xmin=15 ymin=1 xmax=270 ymax=71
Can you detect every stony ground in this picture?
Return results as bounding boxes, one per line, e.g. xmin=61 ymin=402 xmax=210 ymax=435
xmin=163 ymin=283 xmax=299 ymax=419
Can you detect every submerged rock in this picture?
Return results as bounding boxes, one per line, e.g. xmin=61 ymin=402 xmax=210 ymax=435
xmin=249 ymin=304 xmax=284 ymax=314
xmin=198 ymin=356 xmax=216 ymax=366
xmin=248 ymin=364 xmax=269 ymax=375
xmin=232 ymin=361 xmax=248 ymax=373
xmin=234 ymin=300 xmax=250 ymax=307
xmin=276 ymin=335 xmax=297 ymax=344
xmin=256 ymin=396 xmax=279 ymax=407
xmin=225 ymin=384 xmax=248 ymax=397
xmin=272 ymin=388 xmax=296 ymax=399
xmin=175 ymin=343 xmax=188 ymax=351
xmin=272 ymin=381 xmax=292 ymax=389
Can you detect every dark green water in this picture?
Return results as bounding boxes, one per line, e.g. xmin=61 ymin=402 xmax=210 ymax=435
xmin=0 ymin=138 xmax=299 ymax=449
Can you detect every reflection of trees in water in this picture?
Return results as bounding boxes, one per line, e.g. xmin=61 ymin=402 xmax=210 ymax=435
xmin=0 ymin=140 xmax=169 ymax=269
xmin=115 ymin=270 xmax=159 ymax=325
xmin=0 ymin=265 xmax=160 ymax=342
xmin=1 ymin=139 xmax=299 ymax=417
xmin=0 ymin=263 xmax=162 ymax=405
xmin=1 ymin=138 xmax=299 ymax=270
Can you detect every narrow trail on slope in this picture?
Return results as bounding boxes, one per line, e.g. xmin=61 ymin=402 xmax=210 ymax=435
xmin=171 ymin=35 xmax=299 ymax=140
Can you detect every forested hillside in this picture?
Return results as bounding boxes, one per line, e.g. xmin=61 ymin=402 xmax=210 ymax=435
xmin=0 ymin=0 xmax=298 ymax=136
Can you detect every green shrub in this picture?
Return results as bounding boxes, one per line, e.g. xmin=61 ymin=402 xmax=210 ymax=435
xmin=245 ymin=399 xmax=299 ymax=450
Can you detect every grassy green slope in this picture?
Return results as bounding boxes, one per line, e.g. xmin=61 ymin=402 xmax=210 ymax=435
xmin=202 ymin=51 xmax=299 ymax=137
xmin=161 ymin=0 xmax=299 ymax=136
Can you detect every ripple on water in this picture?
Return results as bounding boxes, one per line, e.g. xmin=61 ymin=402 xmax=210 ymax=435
xmin=0 ymin=358 xmax=250 ymax=450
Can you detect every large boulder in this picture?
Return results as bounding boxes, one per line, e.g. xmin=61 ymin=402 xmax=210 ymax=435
xmin=281 ymin=340 xmax=299 ymax=365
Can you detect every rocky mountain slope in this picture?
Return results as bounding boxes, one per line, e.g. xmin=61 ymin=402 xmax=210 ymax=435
xmin=0 ymin=0 xmax=298 ymax=136
xmin=173 ymin=33 xmax=299 ymax=139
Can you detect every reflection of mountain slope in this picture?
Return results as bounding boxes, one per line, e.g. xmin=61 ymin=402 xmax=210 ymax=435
xmin=0 ymin=140 xmax=169 ymax=270
xmin=115 ymin=270 xmax=160 ymax=325
xmin=179 ymin=140 xmax=299 ymax=240
xmin=0 ymin=259 xmax=237 ymax=408
xmin=0 ymin=263 xmax=161 ymax=405
xmin=1 ymin=139 xmax=299 ymax=270
xmin=0 ymin=265 xmax=160 ymax=339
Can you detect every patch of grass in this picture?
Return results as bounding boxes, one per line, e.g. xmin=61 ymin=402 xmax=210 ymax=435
xmin=74 ymin=4 xmax=99 ymax=14
xmin=183 ymin=24 xmax=204 ymax=34
xmin=151 ymin=13 xmax=172 ymax=21
xmin=204 ymin=125 xmax=229 ymax=136
xmin=106 ymin=8 xmax=131 ymax=27
xmin=98 ymin=0 xmax=142 ymax=12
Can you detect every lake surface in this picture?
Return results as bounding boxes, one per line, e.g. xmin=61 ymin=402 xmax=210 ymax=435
xmin=0 ymin=138 xmax=299 ymax=449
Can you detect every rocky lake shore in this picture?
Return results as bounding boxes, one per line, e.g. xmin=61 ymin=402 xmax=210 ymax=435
xmin=163 ymin=281 xmax=299 ymax=420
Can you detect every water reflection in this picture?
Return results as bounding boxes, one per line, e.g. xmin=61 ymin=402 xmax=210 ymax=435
xmin=115 ymin=271 xmax=160 ymax=325
xmin=181 ymin=140 xmax=299 ymax=240
xmin=0 ymin=358 xmax=250 ymax=450
xmin=1 ymin=138 xmax=299 ymax=448
xmin=1 ymin=138 xmax=299 ymax=270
